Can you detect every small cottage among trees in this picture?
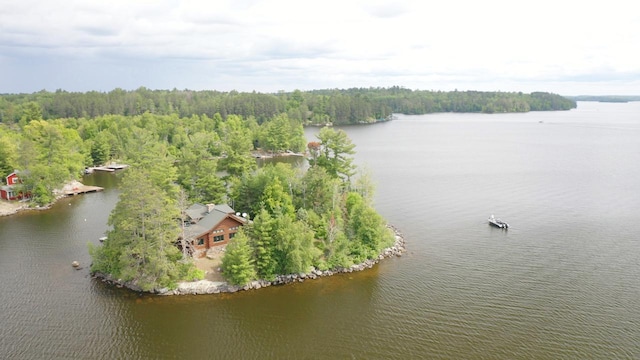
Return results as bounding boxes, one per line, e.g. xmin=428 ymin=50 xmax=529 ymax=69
xmin=179 ymin=203 xmax=248 ymax=258
xmin=0 ymin=171 xmax=24 ymax=201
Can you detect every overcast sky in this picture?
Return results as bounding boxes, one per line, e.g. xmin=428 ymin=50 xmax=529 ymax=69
xmin=1 ymin=0 xmax=639 ymax=95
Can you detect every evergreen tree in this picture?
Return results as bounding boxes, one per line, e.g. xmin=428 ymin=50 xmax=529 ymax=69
xmin=90 ymin=168 xmax=197 ymax=291
xmin=221 ymin=230 xmax=256 ymax=286
xmin=218 ymin=115 xmax=256 ymax=178
xmin=250 ymin=209 xmax=278 ymax=280
xmin=314 ymin=127 xmax=356 ymax=181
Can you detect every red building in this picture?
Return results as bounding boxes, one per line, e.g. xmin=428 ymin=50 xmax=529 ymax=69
xmin=180 ymin=203 xmax=248 ymax=258
xmin=1 ymin=171 xmax=24 ymax=201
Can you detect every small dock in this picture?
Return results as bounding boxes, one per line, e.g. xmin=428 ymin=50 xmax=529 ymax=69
xmin=107 ymin=164 xmax=129 ymax=170
xmin=87 ymin=163 xmax=129 ymax=173
xmin=64 ymin=184 xmax=104 ymax=196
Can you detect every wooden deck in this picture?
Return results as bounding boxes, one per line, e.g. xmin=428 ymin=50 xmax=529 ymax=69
xmin=87 ymin=163 xmax=129 ymax=173
xmin=92 ymin=166 xmax=115 ymax=172
xmin=64 ymin=185 xmax=104 ymax=196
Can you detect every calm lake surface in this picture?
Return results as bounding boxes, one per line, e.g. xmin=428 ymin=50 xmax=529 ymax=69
xmin=1 ymin=102 xmax=639 ymax=359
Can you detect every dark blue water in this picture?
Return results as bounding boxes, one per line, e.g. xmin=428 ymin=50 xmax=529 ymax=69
xmin=1 ymin=102 xmax=639 ymax=359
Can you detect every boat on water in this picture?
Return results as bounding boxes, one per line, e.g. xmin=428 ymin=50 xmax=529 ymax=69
xmin=488 ymin=214 xmax=509 ymax=229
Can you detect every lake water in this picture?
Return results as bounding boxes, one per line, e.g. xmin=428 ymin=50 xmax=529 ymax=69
xmin=1 ymin=102 xmax=639 ymax=359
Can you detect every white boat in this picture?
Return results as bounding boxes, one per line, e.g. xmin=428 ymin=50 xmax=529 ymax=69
xmin=488 ymin=214 xmax=509 ymax=229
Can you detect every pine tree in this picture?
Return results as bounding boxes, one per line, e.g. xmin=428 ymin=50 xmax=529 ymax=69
xmin=315 ymin=127 xmax=356 ymax=181
xmin=90 ymin=168 xmax=191 ymax=291
xmin=251 ymin=209 xmax=278 ymax=280
xmin=222 ymin=230 xmax=256 ymax=286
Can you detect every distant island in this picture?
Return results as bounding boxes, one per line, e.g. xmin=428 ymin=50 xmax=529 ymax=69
xmin=568 ymin=95 xmax=640 ymax=103
xmin=1 ymin=87 xmax=576 ymax=126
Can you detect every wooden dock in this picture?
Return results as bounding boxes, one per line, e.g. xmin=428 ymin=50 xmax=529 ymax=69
xmin=88 ymin=163 xmax=129 ymax=173
xmin=64 ymin=185 xmax=104 ymax=196
xmin=107 ymin=164 xmax=129 ymax=170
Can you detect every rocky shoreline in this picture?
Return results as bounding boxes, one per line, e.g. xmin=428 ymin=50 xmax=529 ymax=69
xmin=0 ymin=201 xmax=52 ymax=217
xmin=93 ymin=226 xmax=406 ymax=296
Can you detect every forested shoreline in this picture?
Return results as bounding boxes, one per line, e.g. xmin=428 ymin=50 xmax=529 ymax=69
xmin=0 ymin=86 xmax=576 ymax=292
xmin=0 ymin=96 xmax=399 ymax=291
xmin=1 ymin=87 xmax=576 ymax=126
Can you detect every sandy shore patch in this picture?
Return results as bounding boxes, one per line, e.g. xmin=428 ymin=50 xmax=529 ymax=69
xmin=193 ymin=246 xmax=226 ymax=282
xmin=0 ymin=200 xmax=25 ymax=217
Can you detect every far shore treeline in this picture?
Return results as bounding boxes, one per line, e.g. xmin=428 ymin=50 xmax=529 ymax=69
xmin=0 ymin=87 xmax=576 ymax=126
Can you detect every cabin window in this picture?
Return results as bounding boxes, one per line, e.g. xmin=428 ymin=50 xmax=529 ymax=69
xmin=229 ymin=232 xmax=236 ymax=239
xmin=197 ymin=238 xmax=205 ymax=245
xmin=213 ymin=235 xmax=224 ymax=242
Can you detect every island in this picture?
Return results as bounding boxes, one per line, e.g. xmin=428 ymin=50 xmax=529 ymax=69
xmin=90 ymin=126 xmax=406 ymax=294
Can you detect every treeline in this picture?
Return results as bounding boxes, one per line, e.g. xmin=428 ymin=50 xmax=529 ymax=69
xmin=0 ymin=87 xmax=576 ymax=126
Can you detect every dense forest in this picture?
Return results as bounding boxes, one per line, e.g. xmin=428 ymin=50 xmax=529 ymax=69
xmin=0 ymin=99 xmax=392 ymax=290
xmin=0 ymin=87 xmax=576 ymax=126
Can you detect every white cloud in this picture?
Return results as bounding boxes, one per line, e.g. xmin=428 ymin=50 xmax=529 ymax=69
xmin=0 ymin=0 xmax=639 ymax=94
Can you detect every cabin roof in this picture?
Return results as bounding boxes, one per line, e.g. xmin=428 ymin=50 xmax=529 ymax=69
xmin=185 ymin=203 xmax=208 ymax=221
xmin=183 ymin=203 xmax=244 ymax=240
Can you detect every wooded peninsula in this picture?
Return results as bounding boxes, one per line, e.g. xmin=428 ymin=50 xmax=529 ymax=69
xmin=1 ymin=87 xmax=576 ymax=126
xmin=0 ymin=87 xmax=575 ymax=293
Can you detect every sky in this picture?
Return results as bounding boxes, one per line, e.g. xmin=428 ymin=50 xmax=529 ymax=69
xmin=1 ymin=0 xmax=639 ymax=95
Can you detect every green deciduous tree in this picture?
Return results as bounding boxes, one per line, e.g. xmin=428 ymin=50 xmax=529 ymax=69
xmin=261 ymin=177 xmax=295 ymax=218
xmin=231 ymin=163 xmax=299 ymax=217
xmin=272 ymin=215 xmax=319 ymax=274
xmin=19 ymin=120 xmax=86 ymax=205
xmin=299 ymin=165 xmax=340 ymax=214
xmin=0 ymin=127 xmax=18 ymax=177
xmin=345 ymin=192 xmax=394 ymax=262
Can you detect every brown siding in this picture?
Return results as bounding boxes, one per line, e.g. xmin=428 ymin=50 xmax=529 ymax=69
xmin=190 ymin=215 xmax=245 ymax=257
xmin=207 ymin=216 xmax=244 ymax=248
